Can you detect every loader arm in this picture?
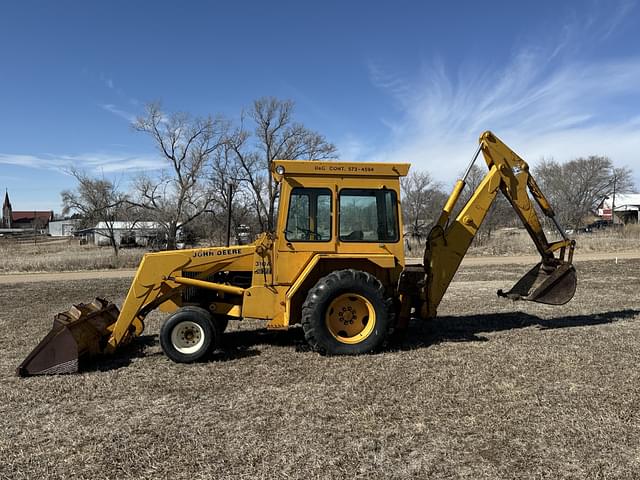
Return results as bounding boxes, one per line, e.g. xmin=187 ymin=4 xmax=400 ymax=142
xmin=422 ymin=131 xmax=576 ymax=318
xmin=17 ymin=245 xmax=255 ymax=375
xmin=105 ymin=247 xmax=255 ymax=351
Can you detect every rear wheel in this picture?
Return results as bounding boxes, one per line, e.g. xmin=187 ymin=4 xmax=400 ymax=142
xmin=160 ymin=306 xmax=220 ymax=363
xmin=302 ymin=269 xmax=394 ymax=355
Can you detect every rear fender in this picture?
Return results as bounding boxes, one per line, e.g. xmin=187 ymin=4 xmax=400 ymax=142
xmin=282 ymin=254 xmax=400 ymax=328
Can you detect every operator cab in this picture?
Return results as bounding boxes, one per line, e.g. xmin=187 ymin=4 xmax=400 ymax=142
xmin=273 ymin=160 xmax=409 ymax=248
xmin=284 ymin=186 xmax=399 ymax=243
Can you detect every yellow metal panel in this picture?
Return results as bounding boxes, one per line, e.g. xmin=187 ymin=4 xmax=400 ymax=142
xmin=159 ymin=299 xmax=178 ymax=313
xmin=275 ymin=250 xmax=314 ymax=284
xmin=280 ymin=253 xmax=398 ymax=327
xmin=266 ymin=312 xmax=288 ymax=330
xmin=272 ymin=160 xmax=410 ymax=181
xmin=286 ymin=253 xmax=397 ymax=303
xmin=211 ymin=302 xmax=242 ymax=318
xmin=250 ymin=233 xmax=275 ymax=287
xmin=242 ymin=285 xmax=279 ymax=319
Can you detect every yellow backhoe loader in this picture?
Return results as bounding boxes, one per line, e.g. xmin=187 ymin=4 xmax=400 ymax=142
xmin=18 ymin=131 xmax=577 ymax=376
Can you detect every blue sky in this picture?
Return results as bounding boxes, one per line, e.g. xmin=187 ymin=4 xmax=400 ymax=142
xmin=1 ymin=0 xmax=639 ymax=211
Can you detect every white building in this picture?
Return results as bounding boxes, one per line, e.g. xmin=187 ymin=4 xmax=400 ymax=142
xmin=598 ymin=194 xmax=640 ymax=224
xmin=48 ymin=219 xmax=79 ymax=237
xmin=77 ymin=221 xmax=176 ymax=247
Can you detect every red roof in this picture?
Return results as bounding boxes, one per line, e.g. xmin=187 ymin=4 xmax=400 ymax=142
xmin=11 ymin=211 xmax=54 ymax=222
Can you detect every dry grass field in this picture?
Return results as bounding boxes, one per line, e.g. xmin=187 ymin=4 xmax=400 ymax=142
xmin=0 ymin=238 xmax=144 ymax=273
xmin=407 ymin=224 xmax=640 ymax=258
xmin=1 ymin=259 xmax=640 ymax=479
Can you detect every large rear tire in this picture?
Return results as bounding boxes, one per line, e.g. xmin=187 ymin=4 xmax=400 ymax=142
xmin=160 ymin=306 xmax=220 ymax=363
xmin=302 ymin=269 xmax=394 ymax=355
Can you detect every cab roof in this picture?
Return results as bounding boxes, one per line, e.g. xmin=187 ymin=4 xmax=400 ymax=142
xmin=272 ymin=160 xmax=410 ymax=180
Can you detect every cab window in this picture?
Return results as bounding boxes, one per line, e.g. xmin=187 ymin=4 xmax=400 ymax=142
xmin=339 ymin=189 xmax=399 ymax=242
xmin=285 ymin=188 xmax=332 ymax=242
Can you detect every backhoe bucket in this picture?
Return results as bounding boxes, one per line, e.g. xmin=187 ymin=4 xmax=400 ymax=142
xmin=17 ymin=298 xmax=120 ymax=377
xmin=498 ymin=262 xmax=577 ymax=305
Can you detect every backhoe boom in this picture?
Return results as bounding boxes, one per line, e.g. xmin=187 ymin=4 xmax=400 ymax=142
xmin=422 ymin=131 xmax=576 ymax=318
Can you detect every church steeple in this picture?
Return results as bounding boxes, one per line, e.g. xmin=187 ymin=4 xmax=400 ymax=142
xmin=2 ymin=189 xmax=12 ymax=228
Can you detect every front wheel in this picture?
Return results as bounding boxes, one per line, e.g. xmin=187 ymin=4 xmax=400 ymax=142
xmin=160 ymin=306 xmax=220 ymax=363
xmin=302 ymin=269 xmax=394 ymax=355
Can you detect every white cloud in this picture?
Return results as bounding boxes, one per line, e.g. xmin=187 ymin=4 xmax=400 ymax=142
xmin=100 ymin=103 xmax=136 ymax=122
xmin=365 ymin=2 xmax=640 ymax=188
xmin=0 ymin=153 xmax=67 ymax=170
xmin=0 ymin=152 xmax=162 ymax=174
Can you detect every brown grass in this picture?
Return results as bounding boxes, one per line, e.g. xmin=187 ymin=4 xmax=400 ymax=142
xmin=406 ymin=224 xmax=640 ymax=257
xmin=0 ymin=238 xmax=144 ymax=273
xmin=1 ymin=259 xmax=639 ymax=479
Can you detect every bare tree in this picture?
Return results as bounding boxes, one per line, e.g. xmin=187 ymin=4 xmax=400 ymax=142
xmin=132 ymin=102 xmax=226 ymax=249
xmin=61 ymin=169 xmax=133 ymax=256
xmin=533 ymin=156 xmax=634 ymax=229
xmin=400 ymin=170 xmax=447 ymax=241
xmin=195 ymin=144 xmax=259 ymax=244
xmin=225 ymin=97 xmax=337 ymax=231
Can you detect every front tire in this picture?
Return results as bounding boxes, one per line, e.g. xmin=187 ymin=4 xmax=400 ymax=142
xmin=160 ymin=306 xmax=220 ymax=363
xmin=302 ymin=269 xmax=394 ymax=355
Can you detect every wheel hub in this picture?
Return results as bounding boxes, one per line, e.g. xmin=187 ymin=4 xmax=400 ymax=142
xmin=325 ymin=293 xmax=376 ymax=344
xmin=339 ymin=306 xmax=356 ymax=324
xmin=171 ymin=321 xmax=205 ymax=354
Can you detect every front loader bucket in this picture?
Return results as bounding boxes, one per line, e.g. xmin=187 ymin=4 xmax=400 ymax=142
xmin=17 ymin=298 xmax=120 ymax=377
xmin=498 ymin=262 xmax=577 ymax=305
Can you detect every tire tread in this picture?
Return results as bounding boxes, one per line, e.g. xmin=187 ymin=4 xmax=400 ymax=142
xmin=301 ymin=269 xmax=394 ymax=355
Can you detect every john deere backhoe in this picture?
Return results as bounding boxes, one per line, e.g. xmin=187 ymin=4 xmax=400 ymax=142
xmin=18 ymin=131 xmax=577 ymax=375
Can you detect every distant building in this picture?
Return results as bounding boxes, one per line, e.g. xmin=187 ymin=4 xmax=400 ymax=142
xmin=76 ymin=221 xmax=178 ymax=247
xmin=2 ymin=190 xmax=54 ymax=231
xmin=48 ymin=219 xmax=80 ymax=237
xmin=597 ymin=194 xmax=640 ymax=224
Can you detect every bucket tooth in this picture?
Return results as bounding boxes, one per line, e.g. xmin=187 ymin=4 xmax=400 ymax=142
xmin=17 ymin=298 xmax=120 ymax=377
xmin=498 ymin=262 xmax=577 ymax=306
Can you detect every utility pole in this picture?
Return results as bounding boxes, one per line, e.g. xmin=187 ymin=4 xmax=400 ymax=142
xmin=611 ymin=174 xmax=617 ymax=225
xmin=226 ymin=183 xmax=233 ymax=247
